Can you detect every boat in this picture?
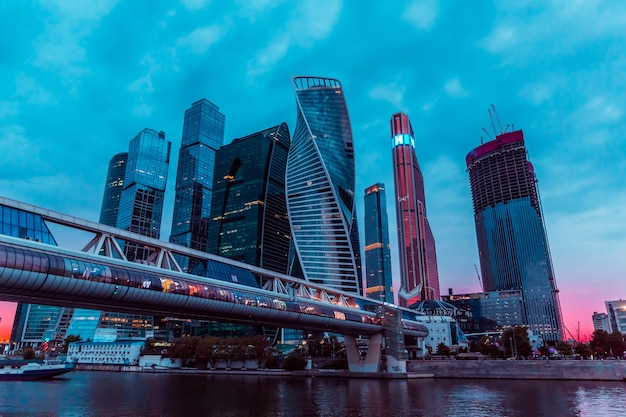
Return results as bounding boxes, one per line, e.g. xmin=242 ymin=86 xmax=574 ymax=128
xmin=0 ymin=359 xmax=74 ymax=381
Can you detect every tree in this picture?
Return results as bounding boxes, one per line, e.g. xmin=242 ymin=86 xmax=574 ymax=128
xmin=196 ymin=337 xmax=220 ymax=369
xmin=502 ymin=327 xmax=532 ymax=358
xmin=477 ymin=336 xmax=502 ymax=358
xmin=168 ymin=336 xmax=200 ymax=366
xmin=574 ymin=342 xmax=592 ymax=358
xmin=590 ymin=330 xmax=610 ymax=357
xmin=436 ymin=342 xmax=451 ymax=357
xmin=63 ymin=334 xmax=82 ymax=354
xmin=607 ymin=331 xmax=626 ymax=358
xmin=556 ymin=341 xmax=573 ymax=356
xmin=283 ymin=351 xmax=307 ymax=371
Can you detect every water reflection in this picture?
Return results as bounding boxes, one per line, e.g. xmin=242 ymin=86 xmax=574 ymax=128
xmin=0 ymin=372 xmax=625 ymax=417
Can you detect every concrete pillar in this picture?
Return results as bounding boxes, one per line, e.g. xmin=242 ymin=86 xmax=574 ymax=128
xmin=344 ymin=334 xmax=382 ymax=373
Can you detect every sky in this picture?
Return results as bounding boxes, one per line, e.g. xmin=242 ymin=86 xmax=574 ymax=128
xmin=1 ymin=0 xmax=625 ymax=343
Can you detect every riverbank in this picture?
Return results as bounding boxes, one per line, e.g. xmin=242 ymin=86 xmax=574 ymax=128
xmin=73 ymin=363 xmax=433 ymax=379
xmin=74 ymin=360 xmax=626 ymax=381
xmin=407 ymin=359 xmax=626 ymax=381
xmin=73 ymin=359 xmax=626 ymax=381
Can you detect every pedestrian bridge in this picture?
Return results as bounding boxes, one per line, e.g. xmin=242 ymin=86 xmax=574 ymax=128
xmin=0 ymin=196 xmax=429 ymax=372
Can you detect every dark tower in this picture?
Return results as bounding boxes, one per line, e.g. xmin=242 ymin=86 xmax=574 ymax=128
xmin=364 ymin=183 xmax=394 ymax=303
xmin=208 ymin=123 xmax=291 ymax=275
xmin=99 ymin=152 xmax=128 ymax=227
xmin=170 ymin=99 xmax=225 ymax=272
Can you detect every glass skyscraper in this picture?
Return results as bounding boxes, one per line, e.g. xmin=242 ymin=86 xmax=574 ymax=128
xmin=208 ymin=123 xmax=291 ymax=275
xmin=466 ymin=129 xmax=563 ymax=342
xmin=170 ymin=99 xmax=225 ymax=272
xmin=286 ymin=76 xmax=361 ymax=293
xmin=363 ymin=183 xmax=394 ymax=303
xmin=1 ymin=202 xmax=68 ymax=349
xmin=99 ymin=152 xmax=128 ymax=226
xmin=391 ymin=112 xmax=440 ymax=307
xmin=117 ymin=128 xmax=171 ymax=261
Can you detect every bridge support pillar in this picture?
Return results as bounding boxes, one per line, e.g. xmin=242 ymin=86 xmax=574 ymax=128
xmin=344 ymin=334 xmax=382 ymax=373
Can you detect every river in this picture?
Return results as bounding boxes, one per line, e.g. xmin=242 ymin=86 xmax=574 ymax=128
xmin=1 ymin=371 xmax=625 ymax=416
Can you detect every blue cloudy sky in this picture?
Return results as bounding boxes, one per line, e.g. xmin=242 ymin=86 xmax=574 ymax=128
xmin=1 ymin=0 xmax=625 ymax=340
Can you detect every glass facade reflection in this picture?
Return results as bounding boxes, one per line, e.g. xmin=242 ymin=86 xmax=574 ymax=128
xmin=391 ymin=112 xmax=440 ymax=307
xmin=208 ymin=123 xmax=291 ymax=275
xmin=466 ymin=129 xmax=563 ymax=342
xmin=66 ymin=309 xmax=154 ymax=341
xmin=363 ymin=183 xmax=393 ymax=303
xmin=99 ymin=152 xmax=128 ymax=226
xmin=606 ymin=300 xmax=626 ymax=335
xmin=170 ymin=99 xmax=225 ymax=272
xmin=117 ymin=128 xmax=171 ymax=261
xmin=443 ymin=290 xmax=525 ymax=333
xmin=1 ymin=203 xmax=67 ymax=349
xmin=286 ymin=77 xmax=361 ymax=293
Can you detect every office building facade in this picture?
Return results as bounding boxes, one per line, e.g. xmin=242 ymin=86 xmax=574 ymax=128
xmin=466 ymin=129 xmax=563 ymax=342
xmin=364 ymin=183 xmax=394 ymax=303
xmin=592 ymin=311 xmax=611 ymax=333
xmin=208 ymin=123 xmax=291 ymax=275
xmin=170 ymin=99 xmax=225 ymax=272
xmin=1 ymin=202 xmax=69 ymax=349
xmin=391 ymin=112 xmax=440 ymax=307
xmin=286 ymin=76 xmax=362 ymax=293
xmin=117 ymin=128 xmax=171 ymax=261
xmin=606 ymin=300 xmax=626 ymax=334
xmin=99 ymin=152 xmax=128 ymax=227
xmin=443 ymin=290 xmax=525 ymax=334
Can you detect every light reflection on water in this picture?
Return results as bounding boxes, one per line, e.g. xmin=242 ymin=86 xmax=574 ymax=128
xmin=0 ymin=372 xmax=625 ymax=417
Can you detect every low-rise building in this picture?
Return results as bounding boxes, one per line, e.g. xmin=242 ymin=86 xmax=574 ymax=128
xmin=67 ymin=341 xmax=144 ymax=365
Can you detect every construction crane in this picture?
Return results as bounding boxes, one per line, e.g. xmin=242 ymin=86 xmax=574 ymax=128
xmin=474 ymin=264 xmax=483 ymax=292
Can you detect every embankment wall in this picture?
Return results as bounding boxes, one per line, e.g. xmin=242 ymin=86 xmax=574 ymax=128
xmin=407 ymin=359 xmax=626 ymax=381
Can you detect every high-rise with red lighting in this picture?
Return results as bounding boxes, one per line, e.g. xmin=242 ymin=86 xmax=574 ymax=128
xmin=391 ymin=112 xmax=440 ymax=307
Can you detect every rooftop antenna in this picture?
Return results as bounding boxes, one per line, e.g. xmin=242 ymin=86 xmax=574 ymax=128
xmin=488 ymin=108 xmax=497 ymax=137
xmin=481 ymin=127 xmax=493 ymax=141
xmin=491 ymin=103 xmax=503 ymax=134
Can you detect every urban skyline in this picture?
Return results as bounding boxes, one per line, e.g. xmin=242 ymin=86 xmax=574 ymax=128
xmin=1 ymin=1 xmax=625 ymax=341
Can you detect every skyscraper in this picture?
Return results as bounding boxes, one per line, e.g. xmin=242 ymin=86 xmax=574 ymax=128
xmin=117 ymin=128 xmax=171 ymax=261
xmin=364 ymin=183 xmax=394 ymax=303
xmin=99 ymin=152 xmax=128 ymax=226
xmin=286 ymin=76 xmax=361 ymax=293
xmin=391 ymin=112 xmax=440 ymax=307
xmin=208 ymin=123 xmax=291 ymax=275
xmin=466 ymin=129 xmax=563 ymax=342
xmin=170 ymin=99 xmax=225 ymax=271
xmin=1 ymin=202 xmax=67 ymax=350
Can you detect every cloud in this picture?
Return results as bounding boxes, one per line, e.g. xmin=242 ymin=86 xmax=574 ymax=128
xmin=518 ymin=82 xmax=555 ymax=105
xmin=402 ymin=0 xmax=439 ymax=31
xmin=14 ymin=74 xmax=56 ymax=105
xmin=369 ymin=83 xmax=405 ymax=108
xmin=235 ymin=0 xmax=285 ymax=22
xmin=0 ymin=101 xmax=18 ymax=118
xmin=180 ymin=0 xmax=211 ymax=11
xmin=0 ymin=125 xmax=46 ymax=178
xmin=246 ymin=0 xmax=343 ymax=78
xmin=443 ymin=78 xmax=469 ymax=98
xmin=33 ymin=0 xmax=119 ymax=78
xmin=177 ymin=25 xmax=227 ymax=55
